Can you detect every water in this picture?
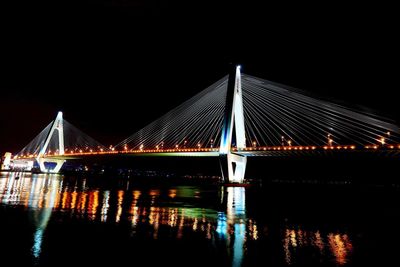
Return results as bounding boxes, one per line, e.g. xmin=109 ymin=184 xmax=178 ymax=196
xmin=1 ymin=171 xmax=399 ymax=266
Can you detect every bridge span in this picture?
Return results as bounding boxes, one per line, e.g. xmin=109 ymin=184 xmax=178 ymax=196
xmin=3 ymin=65 xmax=400 ymax=182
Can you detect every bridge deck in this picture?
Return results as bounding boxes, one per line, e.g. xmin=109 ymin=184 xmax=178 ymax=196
xmin=17 ymin=145 xmax=398 ymax=160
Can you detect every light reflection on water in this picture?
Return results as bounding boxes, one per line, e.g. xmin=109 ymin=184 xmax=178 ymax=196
xmin=0 ymin=171 xmax=354 ymax=266
xmin=283 ymin=228 xmax=353 ymax=265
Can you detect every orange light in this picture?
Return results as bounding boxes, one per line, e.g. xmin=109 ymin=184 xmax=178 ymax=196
xmin=379 ymin=137 xmax=385 ymax=145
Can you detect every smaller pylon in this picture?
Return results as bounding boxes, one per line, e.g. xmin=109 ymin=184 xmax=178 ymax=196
xmin=36 ymin=111 xmax=65 ymax=173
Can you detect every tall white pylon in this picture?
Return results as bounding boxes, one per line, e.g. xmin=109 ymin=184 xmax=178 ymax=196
xmin=36 ymin=111 xmax=66 ymax=173
xmin=219 ymin=65 xmax=247 ymax=183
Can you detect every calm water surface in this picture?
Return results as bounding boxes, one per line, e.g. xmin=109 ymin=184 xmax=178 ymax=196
xmin=1 ymin=171 xmax=399 ymax=266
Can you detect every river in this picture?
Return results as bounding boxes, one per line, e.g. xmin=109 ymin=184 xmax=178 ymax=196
xmin=1 ymin=171 xmax=399 ymax=266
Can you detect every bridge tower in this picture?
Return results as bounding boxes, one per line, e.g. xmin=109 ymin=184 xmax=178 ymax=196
xmin=36 ymin=111 xmax=66 ymax=173
xmin=219 ymin=65 xmax=247 ymax=183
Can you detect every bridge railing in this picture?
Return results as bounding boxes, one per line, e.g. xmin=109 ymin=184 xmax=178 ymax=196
xmin=13 ymin=143 xmax=400 ymax=159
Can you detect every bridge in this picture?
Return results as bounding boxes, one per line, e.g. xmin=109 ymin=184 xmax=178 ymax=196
xmin=3 ymin=65 xmax=400 ymax=183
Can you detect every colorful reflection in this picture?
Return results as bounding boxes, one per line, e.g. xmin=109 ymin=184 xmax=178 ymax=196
xmin=283 ymin=228 xmax=353 ymax=265
xmin=0 ymin=172 xmax=354 ymax=266
xmin=0 ymin=172 xmax=60 ymax=261
xmin=226 ymin=187 xmax=246 ymax=267
xmin=0 ymin=174 xmax=255 ymax=239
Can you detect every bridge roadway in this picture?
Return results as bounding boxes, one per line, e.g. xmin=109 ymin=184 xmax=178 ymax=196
xmin=16 ymin=145 xmax=400 ymax=161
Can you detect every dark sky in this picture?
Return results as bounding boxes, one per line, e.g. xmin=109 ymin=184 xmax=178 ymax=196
xmin=1 ymin=1 xmax=399 ymax=153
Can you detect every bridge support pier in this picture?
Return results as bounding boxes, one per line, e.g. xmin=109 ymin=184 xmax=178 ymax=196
xmin=220 ymin=153 xmax=247 ymax=184
xmin=38 ymin=158 xmax=66 ymax=173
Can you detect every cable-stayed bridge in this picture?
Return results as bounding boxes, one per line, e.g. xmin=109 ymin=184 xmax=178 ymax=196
xmin=4 ymin=66 xmax=400 ymax=183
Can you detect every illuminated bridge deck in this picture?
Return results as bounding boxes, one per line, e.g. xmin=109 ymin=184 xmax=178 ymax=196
xmin=15 ymin=145 xmax=400 ymax=160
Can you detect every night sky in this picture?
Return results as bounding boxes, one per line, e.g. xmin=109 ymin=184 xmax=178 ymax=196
xmin=1 ymin=2 xmax=399 ymax=153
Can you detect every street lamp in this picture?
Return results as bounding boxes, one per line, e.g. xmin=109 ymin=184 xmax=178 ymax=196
xmin=379 ymin=137 xmax=385 ymax=146
xmin=327 ymin=134 xmax=333 ymax=146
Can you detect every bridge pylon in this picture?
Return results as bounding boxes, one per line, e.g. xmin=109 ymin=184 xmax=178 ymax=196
xmin=219 ymin=65 xmax=247 ymax=183
xmin=36 ymin=111 xmax=66 ymax=173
